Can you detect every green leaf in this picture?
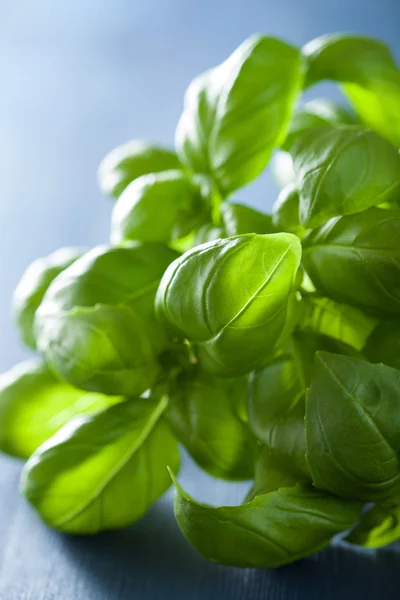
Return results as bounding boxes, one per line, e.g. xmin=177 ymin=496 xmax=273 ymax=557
xmin=303 ymin=34 xmax=400 ymax=147
xmin=220 ymin=202 xmax=275 ymax=236
xmin=98 ymin=141 xmax=181 ymax=199
xmin=167 ymin=370 xmax=256 ymax=480
xmin=111 ymin=171 xmax=209 ymax=244
xmin=248 ymin=356 xmax=308 ymax=480
xmin=248 ymin=332 xmax=349 ymax=483
xmin=300 ymin=295 xmax=378 ymax=351
xmin=245 ymin=448 xmax=300 ymax=501
xmin=0 ymin=359 xmax=122 ymax=459
xmin=35 ymin=243 xmax=179 ymax=395
xmin=172 ymin=475 xmax=361 ymax=568
xmin=364 ymin=320 xmax=400 ymax=370
xmin=290 ymin=126 xmax=400 ymax=229
xmin=303 ymin=208 xmax=400 ymax=316
xmin=176 ymin=35 xmax=304 ymax=196
xmin=272 ymin=184 xmax=306 ymax=236
xmin=283 ymin=98 xmax=358 ymax=150
xmin=21 ymin=396 xmax=180 ymax=534
xmin=13 ymin=247 xmax=84 ymax=349
xmin=346 ymin=503 xmax=400 ymax=548
xmin=306 ymin=352 xmax=400 ymax=502
xmin=155 ymin=233 xmax=302 ymax=376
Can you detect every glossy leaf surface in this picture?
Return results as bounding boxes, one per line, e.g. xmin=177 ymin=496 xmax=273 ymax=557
xmin=35 ymin=243 xmax=179 ymax=395
xmin=306 ymin=352 xmax=400 ymax=502
xmin=172 ymin=476 xmax=361 ymax=568
xmin=176 ymin=35 xmax=304 ymax=196
xmin=22 ymin=397 xmax=180 ymax=533
xmin=13 ymin=247 xmax=84 ymax=349
xmin=304 ymin=34 xmax=400 ymax=146
xmin=156 ymin=233 xmax=302 ymax=376
xmin=98 ymin=140 xmax=181 ymax=199
xmin=167 ymin=371 xmax=256 ymax=480
xmin=290 ymin=126 xmax=400 ymax=228
xmin=111 ymin=170 xmax=208 ymax=244
xmin=303 ymin=208 xmax=400 ymax=316
xmin=0 ymin=359 xmax=122 ymax=459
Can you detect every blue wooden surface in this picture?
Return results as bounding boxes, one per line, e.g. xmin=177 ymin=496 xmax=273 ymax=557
xmin=0 ymin=454 xmax=399 ymax=599
xmin=0 ymin=1 xmax=400 ymax=597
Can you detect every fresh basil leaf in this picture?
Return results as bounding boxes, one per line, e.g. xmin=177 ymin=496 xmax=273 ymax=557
xmin=248 ymin=356 xmax=308 ymax=479
xmin=364 ymin=320 xmax=400 ymax=370
xmin=245 ymin=448 xmax=300 ymax=501
xmin=13 ymin=247 xmax=84 ymax=349
xmin=306 ymin=352 xmax=400 ymax=502
xmin=98 ymin=141 xmax=181 ymax=199
xmin=111 ymin=171 xmax=209 ymax=244
xmin=21 ymin=396 xmax=180 ymax=533
xmin=300 ymin=295 xmax=378 ymax=351
xmin=303 ymin=208 xmax=400 ymax=316
xmin=290 ymin=126 xmax=400 ymax=229
xmin=248 ymin=332 xmax=348 ymax=482
xmin=303 ymin=34 xmax=400 ymax=147
xmin=167 ymin=370 xmax=256 ymax=480
xmin=272 ymin=184 xmax=306 ymax=236
xmin=0 ymin=359 xmax=122 ymax=459
xmin=35 ymin=243 xmax=179 ymax=395
xmin=176 ymin=35 xmax=304 ymax=196
xmin=283 ymin=98 xmax=358 ymax=150
xmin=172 ymin=474 xmax=361 ymax=568
xmin=346 ymin=503 xmax=400 ymax=548
xmin=156 ymin=233 xmax=302 ymax=376
xmin=220 ymin=202 xmax=275 ymax=236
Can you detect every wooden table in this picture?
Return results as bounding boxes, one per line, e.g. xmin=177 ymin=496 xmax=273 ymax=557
xmin=0 ymin=453 xmax=398 ymax=600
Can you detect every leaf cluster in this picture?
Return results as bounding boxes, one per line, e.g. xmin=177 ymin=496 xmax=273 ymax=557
xmin=2 ymin=32 xmax=400 ymax=567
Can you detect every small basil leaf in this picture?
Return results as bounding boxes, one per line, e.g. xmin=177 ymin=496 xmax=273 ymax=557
xmin=364 ymin=320 xmax=400 ymax=370
xmin=245 ymin=448 xmax=300 ymax=502
xmin=283 ymin=98 xmax=358 ymax=150
xmin=272 ymin=184 xmax=306 ymax=236
xmin=155 ymin=233 xmax=302 ymax=376
xmin=111 ymin=171 xmax=209 ymax=244
xmin=345 ymin=503 xmax=400 ymax=548
xmin=303 ymin=34 xmax=400 ymax=147
xmin=220 ymin=202 xmax=275 ymax=236
xmin=172 ymin=475 xmax=361 ymax=568
xmin=300 ymin=295 xmax=378 ymax=351
xmin=13 ymin=247 xmax=84 ymax=349
xmin=167 ymin=371 xmax=256 ymax=480
xmin=303 ymin=208 xmax=400 ymax=316
xmin=0 ymin=359 xmax=122 ymax=459
xmin=21 ymin=396 xmax=180 ymax=533
xmin=290 ymin=126 xmax=400 ymax=228
xmin=98 ymin=141 xmax=181 ymax=199
xmin=306 ymin=352 xmax=400 ymax=502
xmin=35 ymin=244 xmax=179 ymax=395
xmin=176 ymin=35 xmax=304 ymax=196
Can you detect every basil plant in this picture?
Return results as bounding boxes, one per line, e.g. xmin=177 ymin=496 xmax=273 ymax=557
xmin=2 ymin=32 xmax=400 ymax=568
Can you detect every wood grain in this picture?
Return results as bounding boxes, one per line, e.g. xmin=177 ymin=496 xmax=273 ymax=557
xmin=0 ymin=454 xmax=399 ymax=599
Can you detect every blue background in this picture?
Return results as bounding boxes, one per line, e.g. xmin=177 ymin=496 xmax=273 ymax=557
xmin=0 ymin=0 xmax=399 ymax=371
xmin=0 ymin=3 xmax=399 ymax=598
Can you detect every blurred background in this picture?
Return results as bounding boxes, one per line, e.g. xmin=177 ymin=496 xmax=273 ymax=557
xmin=0 ymin=0 xmax=399 ymax=370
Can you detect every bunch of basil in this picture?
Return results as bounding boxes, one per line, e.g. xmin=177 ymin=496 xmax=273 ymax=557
xmin=2 ymin=32 xmax=400 ymax=569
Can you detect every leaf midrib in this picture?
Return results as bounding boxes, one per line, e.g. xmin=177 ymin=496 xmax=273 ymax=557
xmin=53 ymin=397 xmax=168 ymax=528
